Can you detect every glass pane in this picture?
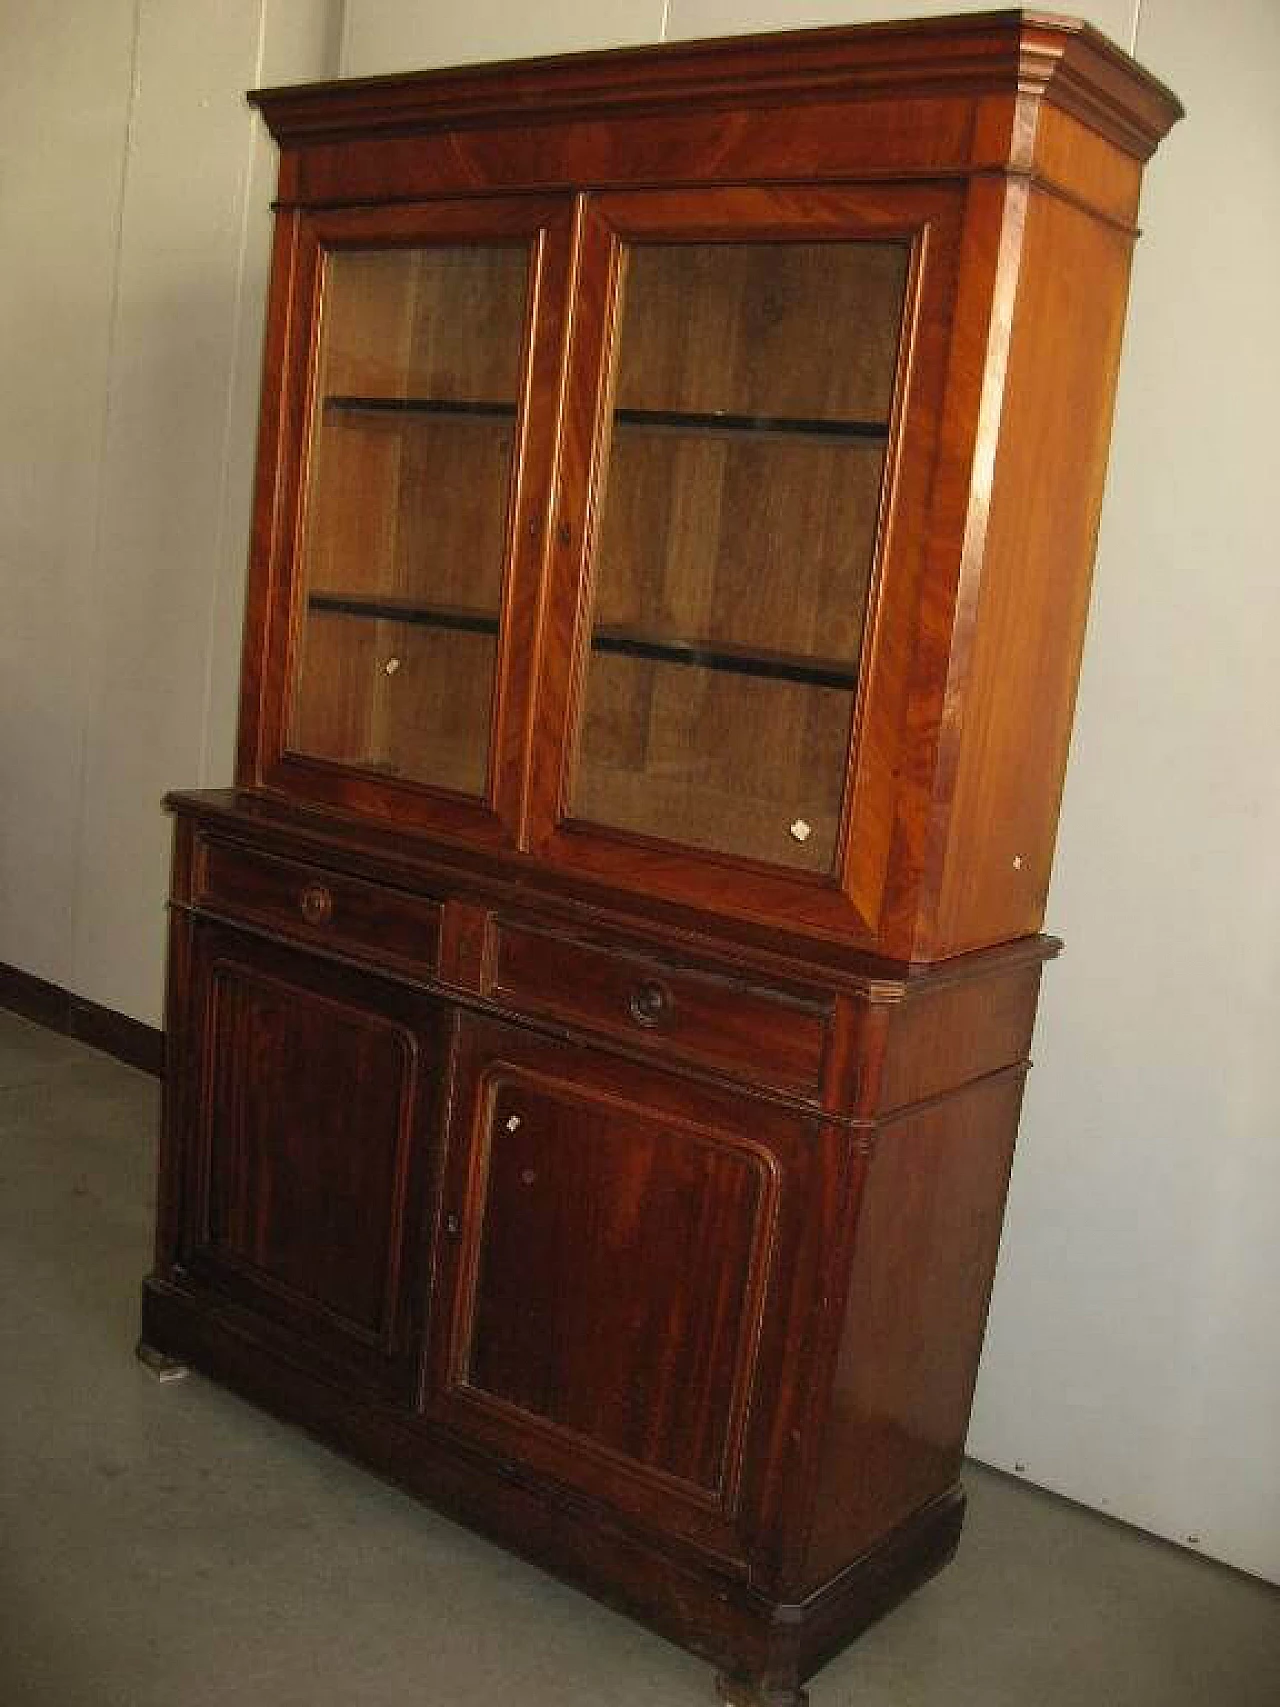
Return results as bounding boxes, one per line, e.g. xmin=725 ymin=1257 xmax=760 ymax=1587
xmin=289 ymin=244 xmax=528 ymax=796
xmin=571 ymin=240 xmax=909 ymax=873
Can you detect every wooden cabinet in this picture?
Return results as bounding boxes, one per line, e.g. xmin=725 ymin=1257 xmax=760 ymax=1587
xmin=430 ymin=1018 xmax=814 ymax=1563
xmin=142 ymin=15 xmax=1180 ymax=1705
xmin=163 ymin=921 xmax=445 ymax=1402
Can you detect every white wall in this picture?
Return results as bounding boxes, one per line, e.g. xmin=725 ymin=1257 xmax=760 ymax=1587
xmin=339 ymin=0 xmax=1142 ymax=77
xmin=3 ymin=0 xmax=1276 ymax=1586
xmin=0 ymin=0 xmax=341 ymax=1023
xmin=0 ymin=2 xmax=138 ymax=998
xmin=967 ymin=0 xmax=1280 ymax=1586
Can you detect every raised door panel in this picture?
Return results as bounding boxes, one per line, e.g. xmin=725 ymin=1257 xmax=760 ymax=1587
xmin=529 ymin=183 xmax=968 ymax=945
xmin=177 ymin=922 xmax=444 ymax=1402
xmin=245 ymin=196 xmax=576 ymax=846
xmin=431 ymin=1018 xmax=821 ymax=1563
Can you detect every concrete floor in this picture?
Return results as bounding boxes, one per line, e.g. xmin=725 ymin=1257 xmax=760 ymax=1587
xmin=1 ymin=1009 xmax=1277 ymax=1707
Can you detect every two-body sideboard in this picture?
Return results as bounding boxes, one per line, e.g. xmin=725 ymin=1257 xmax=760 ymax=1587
xmin=140 ymin=14 xmax=1180 ymax=1704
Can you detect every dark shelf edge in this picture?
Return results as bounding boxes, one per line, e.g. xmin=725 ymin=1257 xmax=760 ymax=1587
xmin=309 ymin=595 xmax=500 ymax=635
xmin=614 ymin=407 xmax=889 ymax=444
xmin=594 ymin=630 xmax=858 ymax=688
xmin=325 ymin=395 xmax=516 ymax=420
xmin=322 ymin=394 xmax=889 ymax=444
xmin=305 ymin=595 xmax=857 ymax=688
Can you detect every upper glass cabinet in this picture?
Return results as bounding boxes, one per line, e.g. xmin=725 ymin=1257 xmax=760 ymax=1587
xmin=568 ymin=234 xmax=910 ymax=876
xmin=253 ymin=186 xmax=960 ymax=930
xmin=290 ymin=241 xmax=529 ymax=798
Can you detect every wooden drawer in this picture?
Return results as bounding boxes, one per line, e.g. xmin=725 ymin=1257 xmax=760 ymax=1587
xmin=490 ymin=924 xmax=831 ymax=1097
xmin=194 ymin=839 xmax=441 ymax=981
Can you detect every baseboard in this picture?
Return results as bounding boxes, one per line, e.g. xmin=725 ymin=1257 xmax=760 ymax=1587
xmin=0 ymin=961 xmax=164 ymax=1078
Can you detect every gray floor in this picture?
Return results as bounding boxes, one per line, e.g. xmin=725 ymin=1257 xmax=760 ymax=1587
xmin=1 ymin=1010 xmax=1277 ymax=1707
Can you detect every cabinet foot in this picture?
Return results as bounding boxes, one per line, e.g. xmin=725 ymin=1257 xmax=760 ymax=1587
xmin=136 ymin=1341 xmax=189 ymax=1383
xmin=716 ymin=1673 xmax=808 ymax=1707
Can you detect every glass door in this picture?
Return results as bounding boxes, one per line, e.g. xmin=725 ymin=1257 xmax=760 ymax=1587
xmin=254 ymin=198 xmax=574 ymax=843
xmin=574 ymin=236 xmax=906 ymax=874
xmin=292 ymin=243 xmax=526 ymax=795
xmin=533 ymin=186 xmax=964 ymax=937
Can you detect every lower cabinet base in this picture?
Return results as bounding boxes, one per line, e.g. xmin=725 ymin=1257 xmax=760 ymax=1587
xmin=139 ymin=1277 xmax=965 ymax=1703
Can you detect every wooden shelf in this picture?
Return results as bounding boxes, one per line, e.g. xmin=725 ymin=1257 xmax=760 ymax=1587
xmin=324 ymin=395 xmax=516 ymax=422
xmin=305 ymin=594 xmax=858 ymax=688
xmin=592 ymin=625 xmax=858 ymax=689
xmin=308 ymin=594 xmax=499 ymax=635
xmin=322 ymin=394 xmax=887 ymax=446
xmin=613 ymin=407 xmax=889 ymax=445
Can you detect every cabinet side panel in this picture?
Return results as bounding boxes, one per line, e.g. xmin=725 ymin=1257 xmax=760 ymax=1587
xmin=876 ymin=961 xmax=1041 ymax=1113
xmin=801 ymin=1069 xmax=1024 ymax=1589
xmin=154 ymin=819 xmax=197 ymax=1275
xmin=237 ymin=209 xmax=307 ymax=789
xmin=928 ymin=186 xmax=1137 ymax=956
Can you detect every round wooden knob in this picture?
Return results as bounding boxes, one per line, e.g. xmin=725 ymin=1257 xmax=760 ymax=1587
xmin=628 ymin=977 xmax=674 ymax=1029
xmin=298 ymin=882 xmax=333 ymax=926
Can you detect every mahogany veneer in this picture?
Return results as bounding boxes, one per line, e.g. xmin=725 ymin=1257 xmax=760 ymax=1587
xmin=143 ymin=14 xmax=1179 ymax=1704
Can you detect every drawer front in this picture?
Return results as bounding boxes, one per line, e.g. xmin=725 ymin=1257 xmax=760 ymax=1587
xmin=195 ymin=840 xmax=442 ymax=981
xmin=491 ymin=924 xmax=830 ymax=1097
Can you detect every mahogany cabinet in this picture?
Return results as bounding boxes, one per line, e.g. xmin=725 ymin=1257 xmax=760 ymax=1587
xmin=141 ymin=15 xmax=1180 ymax=1704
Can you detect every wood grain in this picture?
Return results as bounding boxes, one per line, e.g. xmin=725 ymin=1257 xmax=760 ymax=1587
xmin=173 ymin=923 xmax=444 ymax=1400
xmin=155 ymin=21 xmax=1181 ymax=1707
xmin=195 ymin=835 xmax=443 ymax=980
xmin=251 ymin=13 xmax=1181 ymax=167
xmin=926 ymin=186 xmax=1140 ymax=957
xmin=428 ymin=1018 xmax=824 ymax=1562
xmin=801 ymin=1068 xmax=1026 ymax=1588
xmin=490 ymin=921 xmax=831 ymax=1097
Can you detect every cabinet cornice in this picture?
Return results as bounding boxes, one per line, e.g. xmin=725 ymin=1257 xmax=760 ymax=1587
xmin=251 ymin=11 xmax=1181 ymax=166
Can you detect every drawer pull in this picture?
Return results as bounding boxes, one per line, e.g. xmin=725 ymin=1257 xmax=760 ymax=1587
xmin=298 ymin=882 xmax=333 ymax=926
xmin=628 ymin=977 xmax=674 ymax=1030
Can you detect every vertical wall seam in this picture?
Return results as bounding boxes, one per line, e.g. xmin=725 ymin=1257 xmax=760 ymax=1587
xmin=197 ymin=0 xmax=272 ymax=788
xmin=1131 ymin=0 xmax=1144 ymax=56
xmin=68 ymin=0 xmax=146 ymax=998
xmin=339 ymin=0 xmax=356 ymax=78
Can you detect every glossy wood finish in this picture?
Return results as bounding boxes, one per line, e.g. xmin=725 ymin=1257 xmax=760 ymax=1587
xmin=168 ymin=923 xmax=444 ymax=1399
xmin=150 ymin=795 xmax=1054 ymax=1698
xmin=923 ymin=184 xmax=1143 ymax=956
xmin=528 ymin=181 xmax=966 ymax=946
xmin=431 ymin=1019 xmax=815 ymax=1560
xmin=146 ymin=19 xmax=1180 ymax=1707
xmin=802 ymin=1069 xmax=1029 ymax=1587
xmin=195 ymin=836 xmax=442 ymax=979
xmin=254 ymin=14 xmax=1179 ymax=185
xmin=232 ymin=20 xmax=1180 ymax=961
xmin=490 ymin=922 xmax=831 ymax=1097
xmin=247 ymin=197 xmax=577 ymax=848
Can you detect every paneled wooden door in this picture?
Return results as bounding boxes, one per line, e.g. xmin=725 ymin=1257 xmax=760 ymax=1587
xmin=247 ymin=195 xmax=576 ymax=846
xmin=173 ymin=921 xmax=447 ymax=1402
xmin=429 ymin=1016 xmax=829 ymax=1564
